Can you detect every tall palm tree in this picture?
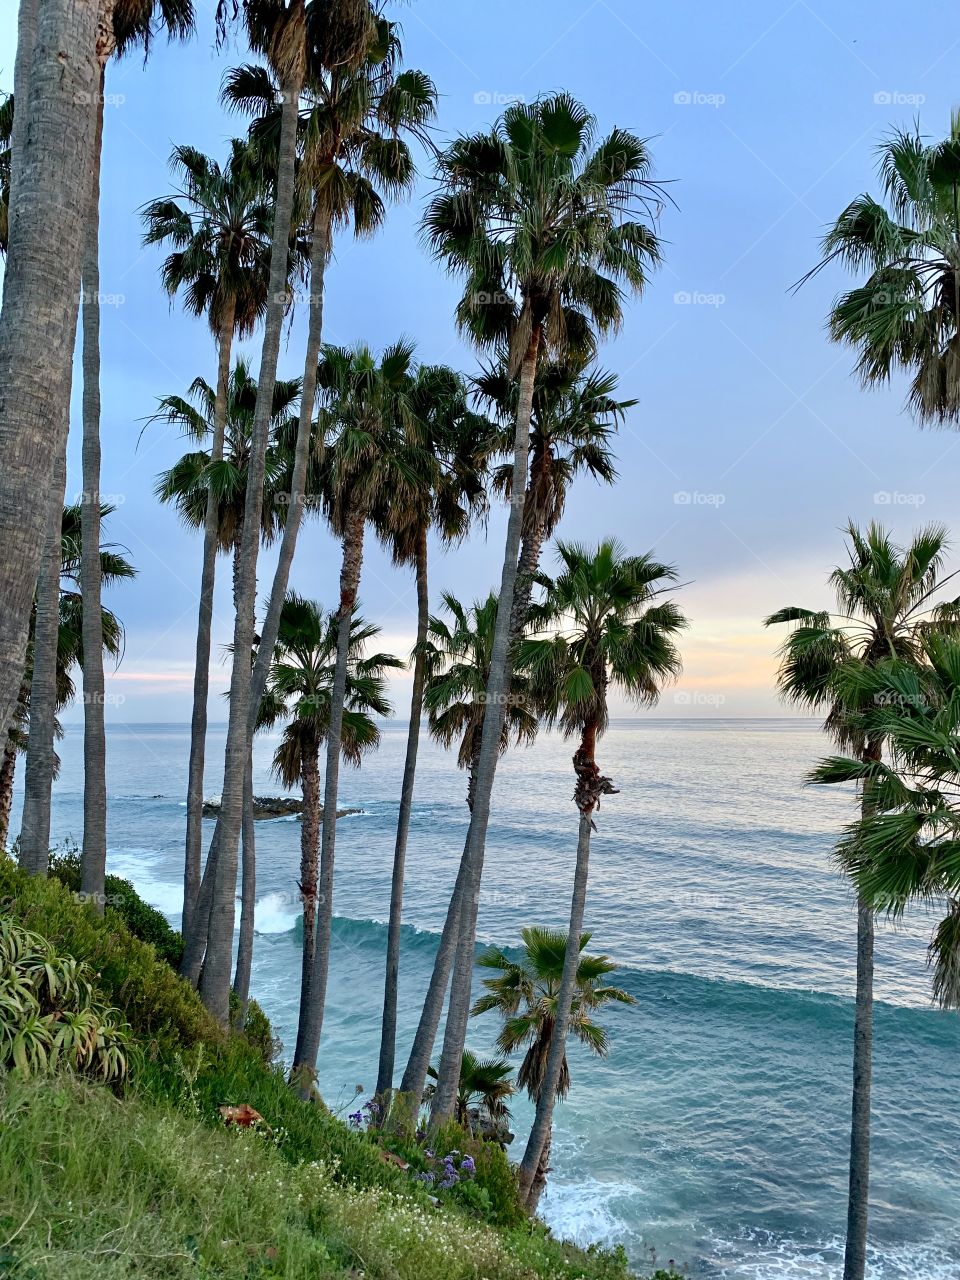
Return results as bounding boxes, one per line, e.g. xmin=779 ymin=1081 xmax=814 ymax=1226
xmin=76 ymin=0 xmax=195 ymax=916
xmin=192 ymin=22 xmax=436 ymax=999
xmin=290 ymin=338 xmax=424 ymax=1095
xmin=472 ymin=926 xmax=633 ymax=1208
xmin=807 ymin=636 xmax=960 ymax=1010
xmin=476 ymin=355 xmax=630 ymax=632
xmin=515 ymin=539 xmax=685 ymax=1207
xmin=201 ymin=0 xmax=374 ymax=1028
xmin=0 ymin=0 xmax=103 ymax=755
xmin=426 ymin=1049 xmax=514 ymax=1129
xmin=803 ymin=113 xmax=960 ymax=425
xmin=396 ymin=590 xmax=538 ymax=1109
xmin=142 ymin=136 xmax=276 ymax=942
xmin=12 ymin=502 xmax=135 ymax=863
xmin=374 ymin=366 xmax=493 ymax=1103
xmin=422 ymin=93 xmax=666 ymax=1123
xmin=765 ymin=522 xmax=959 ymax=1280
xmin=258 ymin=592 xmax=399 ymax=1059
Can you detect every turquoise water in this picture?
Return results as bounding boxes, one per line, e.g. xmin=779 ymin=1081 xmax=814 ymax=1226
xmin=12 ymin=719 xmax=960 ymax=1278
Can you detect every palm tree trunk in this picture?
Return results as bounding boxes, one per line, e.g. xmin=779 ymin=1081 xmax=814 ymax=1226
xmin=0 ymin=736 xmax=17 ymax=850
xmin=294 ymin=741 xmax=321 ymax=1055
xmin=527 ymin=1125 xmax=552 ymax=1216
xmin=376 ymin=524 xmax=429 ymax=1102
xmin=78 ymin=78 xmax=107 ymax=915
xmin=430 ymin=322 xmax=541 ymax=1125
xmin=183 ymin=300 xmax=236 ymax=943
xmin=396 ymin=694 xmax=483 ymax=1108
xmin=291 ymin=507 xmax=365 ymax=1097
xmin=198 ymin=62 xmax=303 ymax=1027
xmin=189 ymin=194 xmax=328 ymax=997
xmin=0 ymin=0 xmax=100 ymax=740
xmin=8 ymin=0 xmax=38 ymax=225
xmin=19 ymin=447 xmax=66 ymax=876
xmin=231 ymin=750 xmax=256 ymax=1017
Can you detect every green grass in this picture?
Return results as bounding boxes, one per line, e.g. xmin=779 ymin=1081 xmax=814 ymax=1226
xmin=0 ymin=859 xmax=681 ymax=1280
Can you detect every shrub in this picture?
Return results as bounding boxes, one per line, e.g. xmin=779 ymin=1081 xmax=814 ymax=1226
xmin=48 ymin=847 xmax=184 ymax=969
xmin=0 ymin=856 xmax=217 ymax=1054
xmin=0 ymin=917 xmax=130 ymax=1083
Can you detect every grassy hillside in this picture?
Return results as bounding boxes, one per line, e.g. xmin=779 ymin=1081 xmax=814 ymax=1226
xmin=0 ymin=858 xmax=682 ymax=1280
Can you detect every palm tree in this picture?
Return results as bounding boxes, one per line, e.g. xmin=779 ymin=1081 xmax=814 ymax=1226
xmin=423 ymin=93 xmax=666 ymax=1123
xmin=374 ymin=367 xmax=493 ymax=1103
xmin=765 ymin=522 xmax=960 ymax=1280
xmin=141 ymin=136 xmax=276 ymax=942
xmin=515 ymin=539 xmax=685 ymax=1207
xmin=427 ymin=1049 xmax=513 ymax=1129
xmin=803 ymin=113 xmax=960 ymax=425
xmin=472 ymin=926 xmax=633 ymax=1207
xmin=476 ymin=355 xmax=630 ymax=631
xmin=76 ymin=1 xmax=195 ymax=916
xmin=13 ymin=502 xmax=135 ymax=863
xmin=200 ymin=0 xmax=373 ymax=1028
xmin=807 ymin=636 xmax=960 ymax=1010
xmin=290 ymin=338 xmax=424 ymax=1093
xmin=152 ymin=361 xmax=302 ymax=603
xmin=398 ymin=589 xmax=538 ymax=1109
xmin=257 ymin=592 xmax=399 ymax=1062
xmin=0 ymin=0 xmax=104 ymax=757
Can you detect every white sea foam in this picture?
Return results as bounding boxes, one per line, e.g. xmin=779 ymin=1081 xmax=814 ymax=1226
xmin=539 ymin=1176 xmax=637 ymax=1250
xmin=254 ymin=891 xmax=301 ymax=934
xmin=107 ymin=849 xmax=183 ymax=919
xmin=706 ymin=1231 xmax=960 ymax=1279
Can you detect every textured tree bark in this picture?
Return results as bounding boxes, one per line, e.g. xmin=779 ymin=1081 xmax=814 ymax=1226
xmin=8 ymin=0 xmax=38 ymax=228
xmin=429 ymin=322 xmax=541 ymax=1124
xmin=232 ymin=751 xmax=256 ymax=1018
xmin=844 ymin=897 xmax=875 ymax=1280
xmin=19 ymin=446 xmax=67 ymax=875
xmin=293 ymin=740 xmax=321 ymax=1055
xmin=376 ymin=526 xmax=430 ymax=1101
xmin=78 ymin=76 xmax=108 ymax=914
xmin=526 ymin=1125 xmax=552 ymax=1215
xmin=183 ymin=299 xmax=236 ymax=944
xmin=0 ymin=738 xmax=17 ymax=850
xmin=199 ymin=63 xmax=303 ymax=1026
xmin=0 ymin=0 xmax=100 ymax=739
xmin=291 ymin=507 xmax=365 ymax=1096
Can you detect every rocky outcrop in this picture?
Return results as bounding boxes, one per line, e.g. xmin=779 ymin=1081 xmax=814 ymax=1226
xmin=201 ymin=796 xmax=363 ymax=821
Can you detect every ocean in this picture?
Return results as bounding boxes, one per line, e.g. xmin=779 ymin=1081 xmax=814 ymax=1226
xmin=11 ymin=718 xmax=959 ymax=1279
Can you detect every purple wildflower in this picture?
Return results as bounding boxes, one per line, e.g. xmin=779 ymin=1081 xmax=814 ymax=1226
xmin=461 ymin=1155 xmax=476 ymax=1178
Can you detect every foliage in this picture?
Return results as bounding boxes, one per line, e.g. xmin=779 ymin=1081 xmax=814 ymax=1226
xmin=0 ymin=857 xmax=217 ymax=1053
xmin=0 ymin=917 xmax=130 ymax=1082
xmin=473 ymin=926 xmax=634 ymax=1103
xmin=48 ymin=847 xmax=184 ymax=969
xmin=804 ymin=111 xmax=960 ymax=425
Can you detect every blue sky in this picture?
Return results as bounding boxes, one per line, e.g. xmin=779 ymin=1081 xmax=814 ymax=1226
xmin=3 ymin=0 xmax=960 ymax=720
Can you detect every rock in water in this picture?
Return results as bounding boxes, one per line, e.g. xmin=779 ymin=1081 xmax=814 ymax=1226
xmin=201 ymin=795 xmax=363 ymax=821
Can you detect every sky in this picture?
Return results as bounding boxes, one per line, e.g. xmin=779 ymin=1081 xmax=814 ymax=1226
xmin=3 ymin=0 xmax=960 ymax=721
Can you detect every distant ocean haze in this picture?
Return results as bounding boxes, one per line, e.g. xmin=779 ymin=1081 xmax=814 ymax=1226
xmin=13 ymin=719 xmax=959 ymax=1280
